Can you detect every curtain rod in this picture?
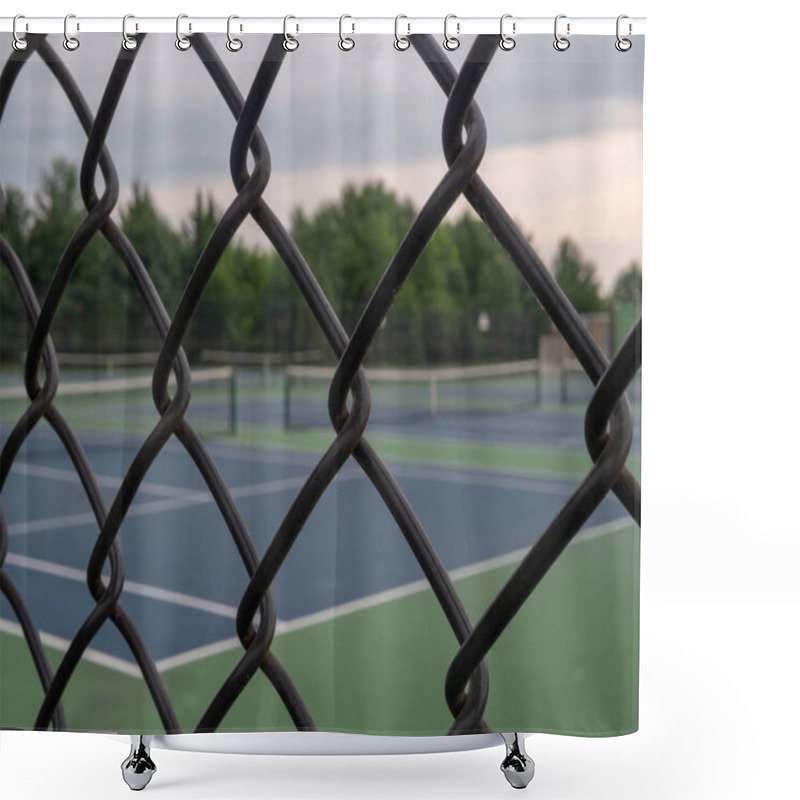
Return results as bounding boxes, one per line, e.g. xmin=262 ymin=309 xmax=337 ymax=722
xmin=0 ymin=16 xmax=646 ymax=37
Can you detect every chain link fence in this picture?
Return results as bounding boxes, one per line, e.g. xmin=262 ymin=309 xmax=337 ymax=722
xmin=0 ymin=32 xmax=641 ymax=734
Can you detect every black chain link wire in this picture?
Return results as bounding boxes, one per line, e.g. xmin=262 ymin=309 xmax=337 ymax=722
xmin=0 ymin=32 xmax=641 ymax=736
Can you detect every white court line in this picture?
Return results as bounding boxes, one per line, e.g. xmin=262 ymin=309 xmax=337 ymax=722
xmin=206 ymin=441 xmax=326 ymax=469
xmin=6 ymin=472 xmax=361 ymax=536
xmin=156 ymin=516 xmax=634 ymax=672
xmin=386 ymin=463 xmax=575 ymax=495
xmin=3 ymin=418 xmax=620 ymax=547
xmin=9 ymin=462 xmax=191 ymax=498
xmin=4 ymin=457 xmax=564 ymax=538
xmin=0 ymin=618 xmax=143 ymax=678
xmin=2 ymin=553 xmax=239 ymax=619
xmin=154 ymin=637 xmax=242 ymax=672
xmin=0 ymin=516 xmax=634 ymax=677
xmin=11 ymin=427 xmax=324 ymax=472
xmin=271 ymin=517 xmax=633 ymax=638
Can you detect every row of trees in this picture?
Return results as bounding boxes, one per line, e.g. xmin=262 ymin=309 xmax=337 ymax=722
xmin=0 ymin=158 xmax=641 ymax=365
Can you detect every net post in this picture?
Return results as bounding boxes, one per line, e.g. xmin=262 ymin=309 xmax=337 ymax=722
xmin=429 ymin=374 xmax=438 ymax=418
xmin=229 ymin=368 xmax=238 ymax=436
xmin=560 ymin=364 xmax=567 ymax=405
xmin=283 ymin=367 xmax=292 ymax=429
xmin=534 ymin=361 xmax=541 ymax=406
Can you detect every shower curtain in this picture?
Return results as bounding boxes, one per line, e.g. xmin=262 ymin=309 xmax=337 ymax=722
xmin=0 ymin=26 xmax=643 ymax=739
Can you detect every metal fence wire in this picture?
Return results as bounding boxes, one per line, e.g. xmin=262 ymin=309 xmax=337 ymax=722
xmin=0 ymin=33 xmax=642 ymax=735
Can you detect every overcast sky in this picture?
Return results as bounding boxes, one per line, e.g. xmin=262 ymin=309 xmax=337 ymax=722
xmin=1 ymin=33 xmax=644 ymax=289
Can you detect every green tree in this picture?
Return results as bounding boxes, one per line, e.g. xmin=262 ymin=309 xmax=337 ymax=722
xmin=396 ymin=223 xmax=463 ymax=363
xmin=611 ymin=260 xmax=642 ymax=351
xmin=449 ymin=213 xmax=525 ymax=312
xmin=290 ymin=182 xmax=480 ymax=363
xmin=5 ymin=160 xmax=616 ymax=368
xmin=203 ymin=244 xmax=276 ymax=350
xmin=0 ymin=186 xmax=29 ymax=254
xmin=26 ymin=158 xmax=88 ymax=300
xmin=447 ymin=214 xmax=549 ymax=361
xmin=121 ymin=184 xmax=185 ymax=304
xmin=261 ymin=250 xmax=314 ymax=356
xmin=22 ymin=159 xmax=125 ymax=352
xmin=552 ymin=237 xmax=603 ymax=313
xmin=181 ymin=191 xmax=220 ymax=274
xmin=0 ymin=187 xmax=32 ymax=360
xmin=180 ymin=191 xmax=224 ymax=355
xmin=612 ymin=260 xmax=642 ymax=305
xmin=291 ymin=182 xmax=418 ymax=322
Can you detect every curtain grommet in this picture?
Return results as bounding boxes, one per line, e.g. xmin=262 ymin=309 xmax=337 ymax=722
xmin=394 ymin=14 xmax=410 ymax=51
xmin=554 ymin=14 xmax=570 ymax=51
xmin=63 ymin=14 xmax=80 ymax=51
xmin=443 ymin=14 xmax=460 ymax=51
xmin=12 ymin=14 xmax=29 ymax=51
xmin=226 ymin=15 xmax=243 ymax=52
xmin=615 ymin=15 xmax=632 ymax=51
xmin=338 ymin=14 xmax=355 ymax=51
xmin=499 ymin=14 xmax=516 ymax=51
xmin=175 ymin=13 xmax=191 ymax=51
xmin=283 ymin=15 xmax=299 ymax=51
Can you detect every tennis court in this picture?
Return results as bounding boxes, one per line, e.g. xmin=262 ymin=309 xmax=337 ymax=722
xmin=0 ymin=364 xmax=640 ymax=735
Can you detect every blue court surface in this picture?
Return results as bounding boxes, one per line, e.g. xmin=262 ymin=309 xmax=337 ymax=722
xmin=0 ymin=416 xmax=632 ymax=670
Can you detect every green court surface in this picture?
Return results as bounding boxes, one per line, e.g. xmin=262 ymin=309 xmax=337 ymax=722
xmin=1 ymin=522 xmax=639 ymax=736
xmin=0 ymin=393 xmax=640 ymax=483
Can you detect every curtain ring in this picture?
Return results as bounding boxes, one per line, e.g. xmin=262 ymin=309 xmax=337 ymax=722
xmin=394 ymin=14 xmax=410 ymax=51
xmin=443 ymin=14 xmax=460 ymax=51
xmin=175 ymin=14 xmax=191 ymax=51
xmin=283 ymin=15 xmax=299 ymax=51
xmin=615 ymin=14 xmax=632 ymax=51
xmin=122 ymin=14 xmax=138 ymax=51
xmin=338 ymin=14 xmax=355 ymax=51
xmin=553 ymin=14 xmax=570 ymax=51
xmin=499 ymin=14 xmax=516 ymax=51
xmin=63 ymin=14 xmax=80 ymax=51
xmin=12 ymin=14 xmax=28 ymax=51
xmin=226 ymin=15 xmax=243 ymax=52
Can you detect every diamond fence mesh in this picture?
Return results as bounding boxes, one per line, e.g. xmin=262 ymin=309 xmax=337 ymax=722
xmin=0 ymin=32 xmax=641 ymax=734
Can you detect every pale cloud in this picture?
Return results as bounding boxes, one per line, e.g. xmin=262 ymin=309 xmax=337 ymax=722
xmin=1 ymin=33 xmax=642 ymax=181
xmin=2 ymin=32 xmax=642 ymax=289
xmin=138 ymin=126 xmax=642 ymax=291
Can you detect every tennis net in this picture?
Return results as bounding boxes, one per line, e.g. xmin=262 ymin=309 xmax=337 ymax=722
xmin=43 ymin=351 xmax=163 ymax=377
xmin=201 ymin=349 xmax=321 ymax=370
xmin=559 ymin=358 xmax=642 ymax=407
xmin=283 ymin=360 xmax=542 ymax=429
xmin=0 ymin=366 xmax=238 ymax=436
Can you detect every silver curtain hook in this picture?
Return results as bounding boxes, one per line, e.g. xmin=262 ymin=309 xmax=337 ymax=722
xmin=122 ymin=14 xmax=138 ymax=51
xmin=394 ymin=14 xmax=410 ymax=51
xmin=443 ymin=14 xmax=460 ymax=51
xmin=553 ymin=14 xmax=570 ymax=51
xmin=283 ymin=15 xmax=299 ymax=51
xmin=12 ymin=14 xmax=28 ymax=51
xmin=226 ymin=15 xmax=243 ymax=52
xmin=338 ymin=14 xmax=355 ymax=51
xmin=615 ymin=14 xmax=632 ymax=51
xmin=175 ymin=14 xmax=191 ymax=51
xmin=499 ymin=14 xmax=516 ymax=51
xmin=63 ymin=14 xmax=80 ymax=51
